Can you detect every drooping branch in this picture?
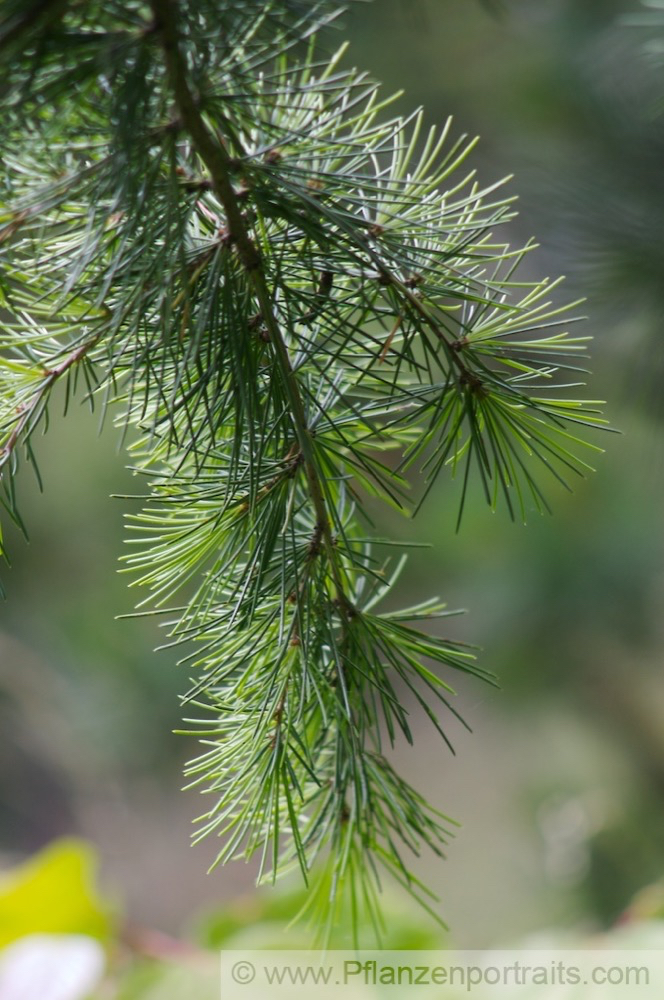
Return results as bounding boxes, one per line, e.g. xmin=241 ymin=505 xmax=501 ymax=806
xmin=0 ymin=0 xmax=607 ymax=939
xmin=150 ymin=0 xmax=352 ymax=611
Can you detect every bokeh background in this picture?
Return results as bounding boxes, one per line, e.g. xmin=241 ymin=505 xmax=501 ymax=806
xmin=2 ymin=0 xmax=663 ymax=952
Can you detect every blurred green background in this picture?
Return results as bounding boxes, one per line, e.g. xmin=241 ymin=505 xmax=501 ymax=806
xmin=2 ymin=0 xmax=663 ymax=953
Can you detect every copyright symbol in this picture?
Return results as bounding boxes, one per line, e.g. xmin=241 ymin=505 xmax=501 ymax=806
xmin=232 ymin=960 xmax=256 ymax=984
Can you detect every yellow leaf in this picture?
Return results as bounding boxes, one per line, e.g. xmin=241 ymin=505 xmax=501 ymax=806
xmin=0 ymin=839 xmax=115 ymax=948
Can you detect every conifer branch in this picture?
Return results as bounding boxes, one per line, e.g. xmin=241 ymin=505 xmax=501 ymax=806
xmin=0 ymin=0 xmax=609 ymax=942
xmin=0 ymin=334 xmax=99 ymax=472
xmin=150 ymin=0 xmax=352 ymax=610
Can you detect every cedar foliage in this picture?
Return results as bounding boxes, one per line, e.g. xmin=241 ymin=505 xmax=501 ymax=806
xmin=0 ymin=0 xmax=606 ymax=940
